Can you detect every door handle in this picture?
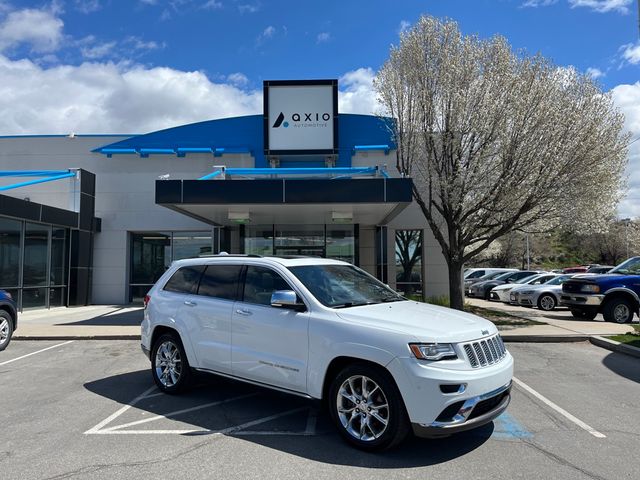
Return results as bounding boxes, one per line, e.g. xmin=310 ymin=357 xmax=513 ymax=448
xmin=184 ymin=300 xmax=197 ymax=307
xmin=235 ymin=308 xmax=252 ymax=316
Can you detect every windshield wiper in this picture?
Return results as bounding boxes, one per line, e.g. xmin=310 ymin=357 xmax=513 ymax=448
xmin=381 ymin=297 xmax=404 ymax=303
xmin=333 ymin=301 xmax=378 ymax=309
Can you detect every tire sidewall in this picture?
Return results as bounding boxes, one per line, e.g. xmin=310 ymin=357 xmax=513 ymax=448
xmin=604 ymin=298 xmax=634 ymax=324
xmin=328 ymin=363 xmax=408 ymax=451
xmin=0 ymin=311 xmax=13 ymax=351
xmin=151 ymin=332 xmax=190 ymax=394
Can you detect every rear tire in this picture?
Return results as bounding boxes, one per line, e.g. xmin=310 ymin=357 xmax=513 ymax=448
xmin=0 ymin=311 xmax=13 ymax=351
xmin=603 ymin=298 xmax=635 ymax=324
xmin=151 ymin=332 xmax=191 ymax=394
xmin=329 ymin=363 xmax=410 ymax=451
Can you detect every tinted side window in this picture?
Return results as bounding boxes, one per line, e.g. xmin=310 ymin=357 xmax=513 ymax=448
xmin=197 ymin=265 xmax=242 ymax=301
xmin=243 ymin=266 xmax=292 ymax=306
xmin=164 ymin=266 xmax=205 ymax=294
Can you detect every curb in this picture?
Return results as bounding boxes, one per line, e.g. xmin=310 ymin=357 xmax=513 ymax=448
xmin=502 ymin=335 xmax=589 ymax=343
xmin=14 ymin=335 xmax=141 ymax=341
xmin=589 ymin=335 xmax=640 ymax=359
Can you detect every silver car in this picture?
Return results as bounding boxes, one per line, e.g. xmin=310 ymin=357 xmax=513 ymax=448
xmin=509 ymin=275 xmax=574 ymax=311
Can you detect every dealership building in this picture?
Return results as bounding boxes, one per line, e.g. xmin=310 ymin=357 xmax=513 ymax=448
xmin=0 ymin=80 xmax=449 ymax=310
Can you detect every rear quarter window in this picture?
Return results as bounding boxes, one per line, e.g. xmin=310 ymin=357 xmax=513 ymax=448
xmin=163 ymin=266 xmax=205 ymax=294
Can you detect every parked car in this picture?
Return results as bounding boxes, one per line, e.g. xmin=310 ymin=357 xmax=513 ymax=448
xmin=464 ymin=267 xmax=517 ymax=280
xmin=467 ymin=270 xmax=542 ymax=300
xmin=510 ymin=274 xmax=574 ymax=311
xmin=0 ymin=290 xmax=18 ymax=351
xmin=489 ymin=273 xmax=558 ymax=303
xmin=561 ymin=256 xmax=640 ymax=323
xmin=142 ymin=255 xmax=513 ymax=451
xmin=586 ymin=265 xmax=613 ymax=274
xmin=464 ymin=269 xmax=518 ymax=293
xmin=562 ymin=266 xmax=589 ymax=274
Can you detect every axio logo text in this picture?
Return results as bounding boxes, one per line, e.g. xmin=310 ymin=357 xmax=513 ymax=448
xmin=272 ymin=111 xmax=331 ymax=128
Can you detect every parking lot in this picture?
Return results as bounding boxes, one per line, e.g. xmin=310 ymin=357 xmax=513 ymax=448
xmin=1 ymin=340 xmax=638 ymax=480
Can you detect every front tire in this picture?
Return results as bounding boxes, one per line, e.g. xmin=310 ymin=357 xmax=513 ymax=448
xmin=151 ymin=332 xmax=191 ymax=394
xmin=603 ymin=298 xmax=635 ymax=324
xmin=0 ymin=311 xmax=13 ymax=351
xmin=329 ymin=363 xmax=409 ymax=451
xmin=537 ymin=294 xmax=556 ymax=311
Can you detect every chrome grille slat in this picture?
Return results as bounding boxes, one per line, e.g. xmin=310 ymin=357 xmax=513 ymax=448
xmin=462 ymin=334 xmax=507 ymax=369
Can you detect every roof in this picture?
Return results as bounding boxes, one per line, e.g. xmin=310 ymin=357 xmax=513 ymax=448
xmin=170 ymin=255 xmax=349 ymax=269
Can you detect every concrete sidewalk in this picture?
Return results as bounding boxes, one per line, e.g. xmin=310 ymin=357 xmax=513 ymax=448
xmin=12 ymin=301 xmax=637 ymax=341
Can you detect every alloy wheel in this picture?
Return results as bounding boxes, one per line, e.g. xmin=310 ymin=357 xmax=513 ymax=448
xmin=154 ymin=340 xmax=183 ymax=388
xmin=0 ymin=318 xmax=9 ymax=346
xmin=336 ymin=375 xmax=389 ymax=442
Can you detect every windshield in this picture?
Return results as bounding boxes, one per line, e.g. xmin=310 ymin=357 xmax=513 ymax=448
xmin=288 ymin=264 xmax=404 ymax=308
xmin=544 ymin=274 xmax=572 ymax=286
xmin=516 ymin=274 xmax=539 ymax=284
xmin=493 ymin=271 xmax=517 ymax=281
xmin=610 ymin=257 xmax=640 ymax=275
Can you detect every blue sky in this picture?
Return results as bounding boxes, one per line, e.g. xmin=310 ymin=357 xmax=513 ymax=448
xmin=1 ymin=0 xmax=640 ymax=215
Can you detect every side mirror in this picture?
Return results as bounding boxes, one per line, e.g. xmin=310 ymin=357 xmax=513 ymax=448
xmin=271 ymin=290 xmax=306 ymax=310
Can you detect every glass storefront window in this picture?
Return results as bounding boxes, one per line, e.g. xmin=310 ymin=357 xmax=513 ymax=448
xmin=23 ymin=223 xmax=50 ymax=287
xmin=130 ymin=232 xmax=171 ymax=285
xmin=51 ymin=228 xmax=68 ymax=286
xmin=395 ymin=230 xmax=424 ymax=300
xmin=22 ymin=287 xmax=47 ymax=309
xmin=275 ymin=225 xmax=325 ymax=257
xmin=326 ymin=225 xmax=355 ymax=263
xmin=244 ymin=226 xmax=274 ymax=256
xmin=0 ymin=217 xmax=21 ymax=288
xmin=172 ymin=232 xmax=213 ymax=260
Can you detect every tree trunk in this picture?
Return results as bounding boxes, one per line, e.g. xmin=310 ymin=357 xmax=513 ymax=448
xmin=448 ymin=260 xmax=464 ymax=310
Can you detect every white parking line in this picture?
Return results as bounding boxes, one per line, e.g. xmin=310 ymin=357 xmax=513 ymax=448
xmin=103 ymin=393 xmax=257 ymax=432
xmin=513 ymin=376 xmax=606 ymax=438
xmin=0 ymin=340 xmax=74 ymax=367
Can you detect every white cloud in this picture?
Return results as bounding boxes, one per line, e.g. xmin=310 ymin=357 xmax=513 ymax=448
xmin=612 ymin=83 xmax=640 ymax=218
xmin=81 ymin=40 xmax=116 ymax=59
xmin=586 ymin=67 xmax=605 ymax=78
xmin=338 ymin=67 xmax=381 ymax=115
xmin=201 ymin=0 xmax=223 ymax=9
xmin=521 ymin=0 xmax=559 ymax=7
xmin=238 ymin=2 xmax=260 ymax=13
xmin=227 ymin=72 xmax=249 ymax=86
xmin=256 ymin=25 xmax=275 ymax=45
xmin=0 ymin=55 xmax=263 ymax=134
xmin=568 ymin=0 xmax=633 ymax=13
xmin=621 ymin=41 xmax=640 ymax=65
xmin=75 ymin=0 xmax=101 ymax=13
xmin=316 ymin=32 xmax=330 ymax=43
xmin=0 ymin=8 xmax=64 ymax=53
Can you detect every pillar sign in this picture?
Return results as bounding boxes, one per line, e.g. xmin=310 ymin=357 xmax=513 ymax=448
xmin=263 ymin=79 xmax=338 ymax=156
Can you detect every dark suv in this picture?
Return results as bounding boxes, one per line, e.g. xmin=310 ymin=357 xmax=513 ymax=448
xmin=0 ymin=290 xmax=18 ymax=351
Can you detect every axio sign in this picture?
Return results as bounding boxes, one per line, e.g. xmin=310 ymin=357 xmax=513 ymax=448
xmin=264 ymin=80 xmax=338 ymax=155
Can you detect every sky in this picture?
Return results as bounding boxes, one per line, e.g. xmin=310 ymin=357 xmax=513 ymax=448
xmin=0 ymin=0 xmax=640 ymax=216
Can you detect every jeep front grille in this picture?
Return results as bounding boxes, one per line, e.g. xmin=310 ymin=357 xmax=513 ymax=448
xmin=462 ymin=335 xmax=507 ymax=368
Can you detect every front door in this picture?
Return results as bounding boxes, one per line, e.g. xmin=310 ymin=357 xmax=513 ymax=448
xmin=231 ymin=265 xmax=309 ymax=392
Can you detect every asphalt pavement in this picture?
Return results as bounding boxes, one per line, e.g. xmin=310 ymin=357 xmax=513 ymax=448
xmin=1 ymin=340 xmax=638 ymax=479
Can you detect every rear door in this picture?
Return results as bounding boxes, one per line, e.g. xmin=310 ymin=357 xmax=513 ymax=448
xmin=231 ymin=265 xmax=309 ymax=392
xmin=178 ymin=263 xmax=242 ymax=374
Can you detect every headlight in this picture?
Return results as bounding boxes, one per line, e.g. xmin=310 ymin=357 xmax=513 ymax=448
xmin=409 ymin=343 xmax=457 ymax=361
xmin=580 ymin=284 xmax=600 ymax=293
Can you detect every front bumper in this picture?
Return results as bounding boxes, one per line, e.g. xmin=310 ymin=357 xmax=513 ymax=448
xmin=141 ymin=343 xmax=150 ymax=360
xmin=412 ymin=382 xmax=511 ymax=437
xmin=560 ymin=294 xmax=604 ymax=308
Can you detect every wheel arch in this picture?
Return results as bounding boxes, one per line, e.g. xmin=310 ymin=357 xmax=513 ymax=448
xmin=320 ymin=356 xmax=395 ymax=403
xmin=0 ymin=303 xmax=16 ymax=328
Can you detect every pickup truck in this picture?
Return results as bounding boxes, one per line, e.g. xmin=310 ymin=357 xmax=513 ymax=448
xmin=560 ymin=257 xmax=640 ymax=323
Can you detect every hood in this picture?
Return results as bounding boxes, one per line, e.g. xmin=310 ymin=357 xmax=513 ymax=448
xmin=493 ymin=283 xmax=517 ymax=292
xmin=335 ymin=301 xmax=498 ymax=344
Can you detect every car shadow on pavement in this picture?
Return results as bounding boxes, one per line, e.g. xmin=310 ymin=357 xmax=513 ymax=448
xmin=84 ymin=369 xmax=493 ymax=467
xmin=56 ymin=308 xmax=143 ymax=326
xmin=601 ymin=351 xmax=640 ymax=384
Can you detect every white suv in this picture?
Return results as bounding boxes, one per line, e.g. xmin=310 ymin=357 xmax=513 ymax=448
xmin=141 ymin=255 xmax=513 ymax=451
